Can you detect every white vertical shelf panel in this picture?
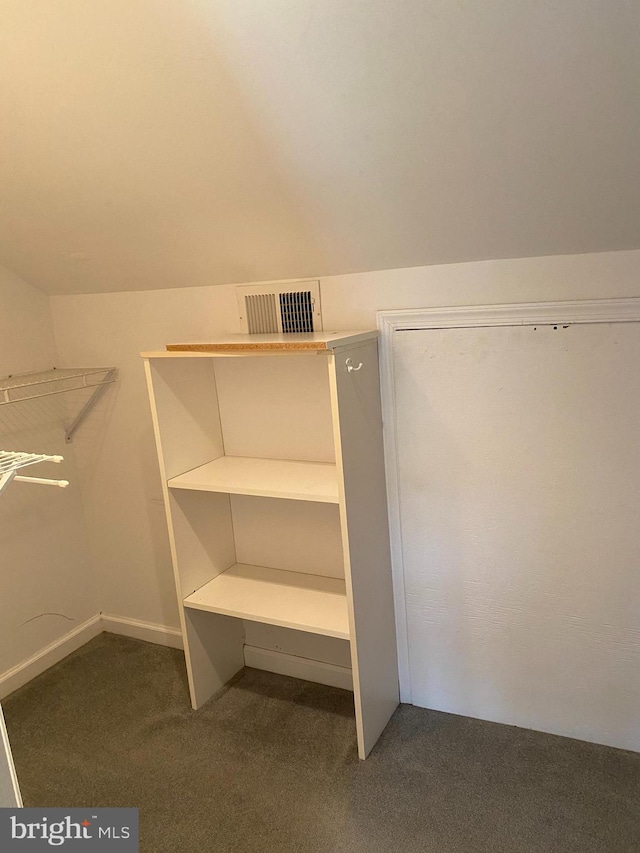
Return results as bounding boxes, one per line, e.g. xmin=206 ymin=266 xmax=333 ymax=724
xmin=183 ymin=609 xmax=244 ymax=709
xmin=144 ymin=357 xmax=224 ymax=480
xmin=144 ymin=358 xmax=244 ymax=709
xmin=169 ymin=490 xmax=237 ymax=598
xmin=230 ymin=494 xmax=345 ymax=579
xmin=329 ymin=340 xmax=399 ymax=758
xmin=213 ymin=354 xmax=336 ymax=463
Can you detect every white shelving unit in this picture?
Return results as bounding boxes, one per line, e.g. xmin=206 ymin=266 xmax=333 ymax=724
xmin=142 ymin=331 xmax=399 ymax=759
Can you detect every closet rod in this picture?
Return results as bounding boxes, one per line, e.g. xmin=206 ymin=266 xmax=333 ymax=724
xmin=13 ymin=476 xmax=69 ymax=488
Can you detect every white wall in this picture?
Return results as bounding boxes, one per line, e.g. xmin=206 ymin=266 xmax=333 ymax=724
xmin=47 ymin=249 xmax=640 ymax=748
xmin=0 ymin=267 xmax=98 ymax=681
xmin=0 ymin=266 xmax=58 ymax=376
xmin=49 ymin=249 xmax=640 ymax=634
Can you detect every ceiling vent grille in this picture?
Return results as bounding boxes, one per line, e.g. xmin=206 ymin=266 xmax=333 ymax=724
xmin=237 ymin=281 xmax=322 ymax=335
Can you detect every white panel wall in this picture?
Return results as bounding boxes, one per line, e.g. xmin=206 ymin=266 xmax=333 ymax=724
xmin=0 ymin=267 xmax=97 ymax=677
xmin=394 ymin=322 xmax=640 ymax=751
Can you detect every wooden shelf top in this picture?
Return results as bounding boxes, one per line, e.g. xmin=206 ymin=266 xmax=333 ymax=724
xmin=168 ymin=456 xmax=339 ymax=503
xmin=142 ymin=330 xmax=377 ymax=357
xmin=184 ymin=563 xmax=350 ymax=640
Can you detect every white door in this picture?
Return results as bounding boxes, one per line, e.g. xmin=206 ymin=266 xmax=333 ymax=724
xmin=0 ymin=705 xmax=21 ymax=807
xmin=393 ymin=321 xmax=640 ymax=751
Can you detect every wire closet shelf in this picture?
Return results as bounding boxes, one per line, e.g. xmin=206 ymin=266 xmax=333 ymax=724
xmin=0 ymin=366 xmax=117 ymax=443
xmin=0 ymin=367 xmax=116 ymax=404
xmin=0 ymin=451 xmax=69 ymax=494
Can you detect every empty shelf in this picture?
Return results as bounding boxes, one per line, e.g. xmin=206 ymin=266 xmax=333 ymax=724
xmin=183 ymin=564 xmax=350 ymax=639
xmin=168 ymin=456 xmax=339 ymax=503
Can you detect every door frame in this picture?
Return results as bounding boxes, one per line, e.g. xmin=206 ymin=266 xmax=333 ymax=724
xmin=1 ymin=704 xmax=22 ymax=807
xmin=377 ymin=297 xmax=640 ymax=703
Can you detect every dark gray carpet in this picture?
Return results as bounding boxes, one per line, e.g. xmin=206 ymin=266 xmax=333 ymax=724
xmin=3 ymin=634 xmax=639 ymax=852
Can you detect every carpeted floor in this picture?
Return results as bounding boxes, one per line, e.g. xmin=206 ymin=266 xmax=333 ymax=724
xmin=3 ymin=634 xmax=639 ymax=853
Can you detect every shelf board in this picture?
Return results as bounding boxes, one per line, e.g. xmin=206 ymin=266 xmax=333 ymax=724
xmin=0 ymin=367 xmax=116 ymax=404
xmin=184 ymin=564 xmax=350 ymax=640
xmin=168 ymin=456 xmax=339 ymax=503
xmin=142 ymin=330 xmax=378 ymax=357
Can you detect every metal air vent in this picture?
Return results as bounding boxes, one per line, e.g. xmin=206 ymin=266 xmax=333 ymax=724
xmin=237 ymin=281 xmax=322 ymax=334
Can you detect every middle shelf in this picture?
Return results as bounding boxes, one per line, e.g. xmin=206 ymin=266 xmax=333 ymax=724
xmin=168 ymin=456 xmax=339 ymax=503
xmin=183 ymin=563 xmax=350 ymax=640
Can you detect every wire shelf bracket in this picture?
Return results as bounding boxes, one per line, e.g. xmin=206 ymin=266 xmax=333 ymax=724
xmin=0 ymin=367 xmax=117 ymax=442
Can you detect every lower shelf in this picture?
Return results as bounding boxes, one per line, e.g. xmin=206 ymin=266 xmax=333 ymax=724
xmin=183 ymin=563 xmax=350 ymax=640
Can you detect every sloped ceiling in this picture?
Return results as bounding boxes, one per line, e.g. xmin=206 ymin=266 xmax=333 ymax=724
xmin=0 ymin=1 xmax=639 ymax=295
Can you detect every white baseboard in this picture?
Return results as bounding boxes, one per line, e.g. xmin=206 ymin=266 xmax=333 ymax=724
xmin=0 ymin=614 xmax=103 ymax=700
xmin=243 ymin=645 xmax=353 ymax=691
xmin=0 ymin=618 xmax=350 ymax=700
xmin=0 ymin=614 xmax=183 ymax=699
xmin=101 ymin=614 xmax=183 ymax=649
